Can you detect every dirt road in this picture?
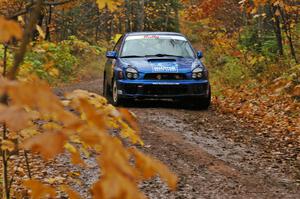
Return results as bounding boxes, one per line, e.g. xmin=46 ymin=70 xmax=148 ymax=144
xmin=55 ymin=78 xmax=300 ymax=199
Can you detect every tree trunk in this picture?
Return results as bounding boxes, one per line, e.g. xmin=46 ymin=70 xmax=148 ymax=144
xmin=33 ymin=12 xmax=44 ymax=40
xmin=125 ymin=0 xmax=131 ymax=32
xmin=136 ymin=0 xmax=144 ymax=31
xmin=164 ymin=0 xmax=170 ymax=31
xmin=174 ymin=2 xmax=180 ymax=32
xmin=270 ymin=5 xmax=284 ymax=55
xmin=95 ymin=24 xmax=99 ymax=42
xmin=286 ymin=27 xmax=298 ymax=63
xmin=110 ymin=15 xmax=114 ymax=40
xmin=118 ymin=15 xmax=123 ymax=33
xmin=45 ymin=5 xmax=52 ymax=41
xmin=280 ymin=7 xmax=298 ymax=63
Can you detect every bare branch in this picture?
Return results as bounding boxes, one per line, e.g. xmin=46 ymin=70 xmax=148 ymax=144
xmin=8 ymin=0 xmax=74 ymax=19
xmin=44 ymin=0 xmax=74 ymax=6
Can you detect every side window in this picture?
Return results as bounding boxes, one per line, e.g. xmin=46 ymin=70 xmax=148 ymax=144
xmin=113 ymin=36 xmax=123 ymax=52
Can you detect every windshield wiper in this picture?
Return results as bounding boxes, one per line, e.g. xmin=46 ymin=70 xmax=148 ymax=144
xmin=120 ymin=55 xmax=144 ymax=58
xmin=145 ymin=54 xmax=184 ymax=58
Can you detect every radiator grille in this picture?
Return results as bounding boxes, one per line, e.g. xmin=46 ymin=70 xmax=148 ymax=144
xmin=144 ymin=73 xmax=187 ymax=80
xmin=143 ymin=85 xmax=188 ymax=95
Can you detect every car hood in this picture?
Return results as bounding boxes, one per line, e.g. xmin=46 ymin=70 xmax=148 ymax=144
xmin=119 ymin=57 xmax=201 ymax=73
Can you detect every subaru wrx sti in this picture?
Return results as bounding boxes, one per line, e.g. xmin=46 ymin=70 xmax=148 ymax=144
xmin=103 ymin=32 xmax=211 ymax=109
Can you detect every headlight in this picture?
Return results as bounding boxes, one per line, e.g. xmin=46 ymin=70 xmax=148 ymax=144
xmin=126 ymin=67 xmax=138 ymax=79
xmin=192 ymin=67 xmax=203 ymax=79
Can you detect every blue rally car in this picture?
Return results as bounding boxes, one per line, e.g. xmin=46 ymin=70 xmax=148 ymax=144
xmin=103 ymin=32 xmax=211 ymax=109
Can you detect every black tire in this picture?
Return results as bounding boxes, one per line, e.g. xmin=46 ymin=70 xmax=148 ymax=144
xmin=103 ymin=73 xmax=108 ymax=97
xmin=110 ymin=79 xmax=129 ymax=106
xmin=195 ymin=87 xmax=211 ymax=110
xmin=196 ymin=96 xmax=211 ymax=110
xmin=184 ymin=87 xmax=211 ymax=110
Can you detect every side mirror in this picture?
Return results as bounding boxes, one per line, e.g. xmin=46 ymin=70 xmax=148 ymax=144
xmin=106 ymin=51 xmax=118 ymax=59
xmin=197 ymin=51 xmax=203 ymax=59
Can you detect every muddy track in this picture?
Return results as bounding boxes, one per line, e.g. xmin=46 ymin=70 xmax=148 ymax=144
xmin=55 ymin=78 xmax=300 ymax=199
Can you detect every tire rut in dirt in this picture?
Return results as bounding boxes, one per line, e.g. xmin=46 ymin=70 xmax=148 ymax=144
xmin=133 ymin=107 xmax=300 ymax=198
xmin=54 ymin=79 xmax=299 ymax=198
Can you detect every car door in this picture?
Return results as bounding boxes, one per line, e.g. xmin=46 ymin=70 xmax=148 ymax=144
xmin=105 ymin=36 xmax=124 ymax=89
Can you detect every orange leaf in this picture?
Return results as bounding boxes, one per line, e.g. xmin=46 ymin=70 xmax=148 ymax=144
xmin=292 ymin=85 xmax=300 ymax=96
xmin=78 ymin=98 xmax=106 ymax=131
xmin=61 ymin=185 xmax=82 ymax=199
xmin=130 ymin=148 xmax=178 ymax=190
xmin=22 ymin=131 xmax=68 ymax=160
xmin=79 ymin=127 xmax=102 ymax=147
xmin=0 ymin=16 xmax=23 ymax=42
xmin=8 ymin=77 xmax=62 ymax=113
xmin=71 ymin=150 xmax=85 ymax=166
xmin=23 ymin=179 xmax=56 ymax=199
xmin=1 ymin=140 xmax=15 ymax=152
xmin=64 ymin=142 xmax=86 ymax=165
xmin=91 ymin=175 xmax=146 ymax=199
xmin=119 ymin=108 xmax=139 ymax=132
xmin=0 ymin=105 xmax=32 ymax=131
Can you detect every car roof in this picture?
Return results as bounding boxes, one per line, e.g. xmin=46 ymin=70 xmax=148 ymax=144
xmin=125 ymin=32 xmax=184 ymax=37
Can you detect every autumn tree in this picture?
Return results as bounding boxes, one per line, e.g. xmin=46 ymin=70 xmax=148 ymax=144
xmin=0 ymin=1 xmax=178 ymax=198
xmin=241 ymin=0 xmax=299 ymax=62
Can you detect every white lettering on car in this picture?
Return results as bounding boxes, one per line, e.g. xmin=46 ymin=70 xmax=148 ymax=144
xmin=151 ymin=62 xmax=179 ymax=73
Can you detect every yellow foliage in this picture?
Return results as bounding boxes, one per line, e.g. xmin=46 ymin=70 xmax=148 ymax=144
xmin=0 ymin=105 xmax=33 ymax=131
xmin=130 ymin=148 xmax=178 ymax=190
xmin=61 ymin=185 xmax=82 ymax=199
xmin=1 ymin=140 xmax=15 ymax=152
xmin=64 ymin=142 xmax=77 ymax=153
xmin=35 ymin=24 xmax=45 ymax=39
xmin=0 ymin=77 xmax=177 ymax=198
xmin=19 ymin=127 xmax=39 ymax=139
xmin=22 ymin=131 xmax=68 ymax=160
xmin=92 ymin=173 xmax=147 ymax=199
xmin=23 ymin=180 xmax=56 ymax=199
xmin=96 ymin=0 xmax=121 ymax=11
xmin=0 ymin=16 xmax=23 ymax=42
xmin=113 ymin=33 xmax=123 ymax=43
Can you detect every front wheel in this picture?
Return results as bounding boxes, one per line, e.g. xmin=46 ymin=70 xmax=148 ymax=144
xmin=195 ymin=96 xmax=211 ymax=110
xmin=195 ymin=87 xmax=211 ymax=110
xmin=111 ymin=79 xmax=121 ymax=106
xmin=185 ymin=87 xmax=211 ymax=110
xmin=103 ymin=74 xmax=108 ymax=98
xmin=110 ymin=79 xmax=131 ymax=106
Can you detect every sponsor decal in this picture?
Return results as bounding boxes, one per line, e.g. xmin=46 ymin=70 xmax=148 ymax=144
xmin=151 ymin=62 xmax=179 ymax=73
xmin=144 ymin=35 xmax=160 ymax=39
xmin=126 ymin=35 xmax=187 ymax=41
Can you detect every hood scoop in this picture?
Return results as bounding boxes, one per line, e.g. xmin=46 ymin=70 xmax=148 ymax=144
xmin=147 ymin=59 xmax=179 ymax=73
xmin=147 ymin=58 xmax=176 ymax=63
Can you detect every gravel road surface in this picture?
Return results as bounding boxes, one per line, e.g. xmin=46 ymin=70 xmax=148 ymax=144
xmin=52 ymin=78 xmax=300 ymax=199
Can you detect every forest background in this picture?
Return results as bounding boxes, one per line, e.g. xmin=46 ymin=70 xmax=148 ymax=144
xmin=0 ymin=0 xmax=299 ymax=198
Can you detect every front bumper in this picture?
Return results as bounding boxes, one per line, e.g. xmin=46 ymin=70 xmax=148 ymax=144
xmin=117 ymin=79 xmax=210 ymax=99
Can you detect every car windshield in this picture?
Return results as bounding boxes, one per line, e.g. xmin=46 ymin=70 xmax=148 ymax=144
xmin=120 ymin=35 xmax=195 ymax=58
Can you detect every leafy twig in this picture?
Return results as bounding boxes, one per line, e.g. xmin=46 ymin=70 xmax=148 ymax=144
xmin=2 ymin=123 xmax=9 ymax=199
xmin=1 ymin=1 xmax=43 ymax=198
xmin=24 ymin=151 xmax=32 ymax=179
xmin=7 ymin=154 xmax=23 ymax=197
